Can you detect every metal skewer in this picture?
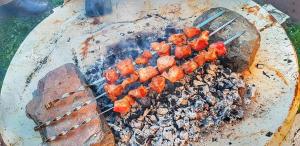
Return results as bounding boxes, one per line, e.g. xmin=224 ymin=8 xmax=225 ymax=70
xmin=34 ymin=92 xmax=106 ymax=130
xmin=209 ymin=17 xmax=238 ymax=37
xmin=44 ymin=15 xmax=236 ymax=109
xmin=40 ymin=31 xmax=246 ymax=143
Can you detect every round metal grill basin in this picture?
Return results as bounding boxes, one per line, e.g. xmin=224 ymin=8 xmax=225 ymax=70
xmin=0 ymin=0 xmax=299 ymax=145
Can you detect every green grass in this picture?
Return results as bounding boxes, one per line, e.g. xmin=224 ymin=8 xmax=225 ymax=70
xmin=286 ymin=24 xmax=300 ymax=60
xmin=0 ymin=0 xmax=63 ymax=91
xmin=284 ymin=23 xmax=300 ymax=113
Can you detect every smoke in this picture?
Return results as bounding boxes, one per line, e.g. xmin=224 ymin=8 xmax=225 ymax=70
xmin=85 ymin=0 xmax=113 ymax=17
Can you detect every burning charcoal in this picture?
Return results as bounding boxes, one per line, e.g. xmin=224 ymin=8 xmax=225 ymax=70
xmin=157 ymin=107 xmax=169 ymax=115
xmin=193 ymin=80 xmax=204 ymax=86
xmin=205 ymin=93 xmax=217 ymax=106
xmin=149 ymin=115 xmax=158 ymax=123
xmin=177 ymin=98 xmax=189 ymax=106
xmin=196 ymin=75 xmax=202 ymax=81
xmin=179 ymin=131 xmax=189 ymax=141
xmin=198 ymin=85 xmax=210 ymax=95
xmin=216 ymin=82 xmax=225 ymax=90
xmin=223 ymin=79 xmax=234 ymax=89
xmin=135 ymin=134 xmax=146 ymax=145
xmin=162 ymin=127 xmax=176 ymax=141
xmin=174 ymin=111 xmax=182 ymax=120
xmin=190 ymin=121 xmax=201 ymax=133
xmin=130 ymin=120 xmax=144 ymax=129
xmin=149 ymin=125 xmax=160 ymax=135
xmin=176 ymin=119 xmax=185 ymax=129
xmin=183 ymin=117 xmax=190 ymax=129
xmin=231 ymin=109 xmax=244 ymax=119
xmin=162 ymin=140 xmax=173 ymax=146
xmin=202 ymin=116 xmax=214 ymax=127
xmin=187 ymin=112 xmax=198 ymax=120
xmin=174 ymin=138 xmax=182 ymax=146
xmin=136 ymin=97 xmax=152 ymax=108
xmin=137 ymin=108 xmax=151 ymax=121
xmin=194 ymin=100 xmax=205 ymax=111
xmin=120 ymin=128 xmax=132 ymax=143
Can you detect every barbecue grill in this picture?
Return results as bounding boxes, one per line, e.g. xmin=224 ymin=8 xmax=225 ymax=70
xmin=0 ymin=0 xmax=299 ymax=145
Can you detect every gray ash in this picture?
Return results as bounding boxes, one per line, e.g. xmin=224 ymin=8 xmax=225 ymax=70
xmin=104 ymin=63 xmax=254 ymax=145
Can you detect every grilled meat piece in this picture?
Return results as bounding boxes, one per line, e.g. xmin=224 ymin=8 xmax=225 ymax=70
xmin=113 ymin=95 xmax=135 ymax=114
xmin=157 ymin=55 xmax=176 ymax=72
xmin=193 ymin=51 xmax=206 ymax=66
xmin=181 ymin=60 xmax=199 ymax=74
xmin=151 ymin=41 xmax=171 ymax=56
xmin=104 ymin=84 xmax=124 ymax=101
xmin=168 ymin=33 xmax=187 ymax=46
xmin=135 ymin=56 xmax=149 ymax=65
xmin=121 ymin=72 xmax=139 ymax=88
xmin=189 ymin=30 xmax=209 ymax=51
xmin=175 ymin=45 xmax=192 ymax=59
xmin=162 ymin=66 xmax=185 ymax=83
xmin=128 ymin=86 xmax=148 ymax=98
xmin=205 ymin=48 xmax=218 ymax=62
xmin=149 ymin=76 xmax=166 ymax=94
xmin=183 ymin=27 xmax=201 ymax=38
xmin=103 ymin=69 xmax=119 ymax=84
xmin=116 ymin=59 xmax=135 ymax=76
xmin=141 ymin=50 xmax=153 ymax=59
xmin=135 ymin=50 xmax=153 ymax=65
xmin=137 ymin=66 xmax=159 ymax=82
xmin=209 ymin=41 xmax=227 ymax=57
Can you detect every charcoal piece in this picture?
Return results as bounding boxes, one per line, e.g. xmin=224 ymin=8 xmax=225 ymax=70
xmin=136 ymin=97 xmax=152 ymax=108
xmin=194 ymin=7 xmax=260 ymax=72
xmin=26 ymin=63 xmax=114 ymax=146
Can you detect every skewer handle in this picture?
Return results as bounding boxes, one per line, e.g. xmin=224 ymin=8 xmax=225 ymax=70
xmin=35 ymin=93 xmax=107 ymax=130
xmin=224 ymin=31 xmax=246 ymax=45
xmin=196 ymin=10 xmax=225 ymax=28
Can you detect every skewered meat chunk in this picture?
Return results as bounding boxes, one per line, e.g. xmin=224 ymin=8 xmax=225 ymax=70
xmin=135 ymin=50 xmax=153 ymax=65
xmin=149 ymin=76 xmax=166 ymax=94
xmin=193 ymin=52 xmax=206 ymax=66
xmin=137 ymin=66 xmax=159 ymax=82
xmin=151 ymin=41 xmax=171 ymax=56
xmin=103 ymin=69 xmax=119 ymax=84
xmin=113 ymin=95 xmax=135 ymax=114
xmin=116 ymin=59 xmax=135 ymax=76
xmin=121 ymin=72 xmax=139 ymax=88
xmin=175 ymin=45 xmax=192 ymax=59
xmin=205 ymin=48 xmax=218 ymax=62
xmin=124 ymin=95 xmax=136 ymax=105
xmin=157 ymin=55 xmax=176 ymax=72
xmin=189 ymin=30 xmax=210 ymax=51
xmin=150 ymin=42 xmax=160 ymax=51
xmin=128 ymin=86 xmax=148 ymax=98
xmin=104 ymin=84 xmax=124 ymax=101
xmin=209 ymin=41 xmax=227 ymax=57
xmin=141 ymin=50 xmax=153 ymax=59
xmin=168 ymin=34 xmax=187 ymax=46
xmin=183 ymin=27 xmax=201 ymax=38
xmin=162 ymin=66 xmax=185 ymax=83
xmin=135 ymin=56 xmax=149 ymax=65
xmin=181 ymin=60 xmax=199 ymax=74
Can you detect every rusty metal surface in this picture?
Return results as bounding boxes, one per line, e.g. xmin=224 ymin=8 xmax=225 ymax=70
xmin=0 ymin=0 xmax=298 ymax=145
